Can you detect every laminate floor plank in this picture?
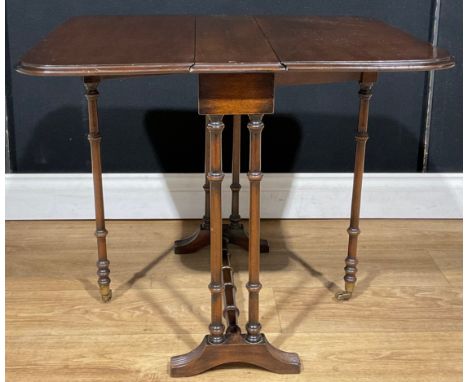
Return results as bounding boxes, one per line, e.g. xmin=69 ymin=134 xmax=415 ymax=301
xmin=6 ymin=332 xmax=461 ymax=382
xmin=6 ymin=219 xmax=462 ymax=381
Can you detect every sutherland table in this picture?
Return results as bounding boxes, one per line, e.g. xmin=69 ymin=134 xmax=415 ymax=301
xmin=17 ymin=15 xmax=454 ymax=377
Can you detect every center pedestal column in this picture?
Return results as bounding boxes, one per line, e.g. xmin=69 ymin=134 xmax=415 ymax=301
xmin=170 ymin=73 xmax=301 ymax=377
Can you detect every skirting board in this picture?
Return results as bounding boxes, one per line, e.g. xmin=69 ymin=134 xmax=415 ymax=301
xmin=5 ymin=173 xmax=462 ymax=220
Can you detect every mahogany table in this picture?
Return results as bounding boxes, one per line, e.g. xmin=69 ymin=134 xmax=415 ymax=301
xmin=17 ymin=15 xmax=454 ymax=377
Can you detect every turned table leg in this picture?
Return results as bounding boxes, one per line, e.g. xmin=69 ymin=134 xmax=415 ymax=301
xmin=223 ymin=115 xmax=270 ymax=252
xmin=84 ymin=77 xmax=112 ymax=303
xmin=336 ymin=73 xmax=377 ymax=301
xmin=173 ymin=116 xmax=211 ymax=254
xmin=202 ymin=115 xmax=211 ymax=229
xmin=170 ymin=113 xmax=300 ymax=378
xmin=206 ymin=115 xmax=226 ymax=344
xmin=229 ymin=115 xmax=242 ymax=228
xmin=175 ymin=114 xmax=269 ymax=254
xmin=170 ymin=73 xmax=300 ymax=377
xmin=245 ymin=114 xmax=264 ymax=342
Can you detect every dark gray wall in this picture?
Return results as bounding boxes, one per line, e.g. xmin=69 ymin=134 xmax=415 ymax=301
xmin=427 ymin=1 xmax=463 ymax=171
xmin=6 ymin=0 xmax=462 ymax=173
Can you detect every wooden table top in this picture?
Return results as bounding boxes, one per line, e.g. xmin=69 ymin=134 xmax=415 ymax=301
xmin=17 ymin=15 xmax=454 ymax=77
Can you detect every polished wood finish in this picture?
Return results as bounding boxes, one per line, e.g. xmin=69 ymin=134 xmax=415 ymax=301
xmin=206 ymin=115 xmax=226 ymax=345
xmin=256 ymin=16 xmax=454 ymax=72
xmin=223 ymin=224 xmax=271 ymax=254
xmin=275 ymin=72 xmax=361 ymax=86
xmin=84 ymin=77 xmax=111 ymax=303
xmin=6 ymin=220 xmax=462 ymax=381
xmin=336 ymin=72 xmax=377 ymax=301
xmin=246 ymin=114 xmax=265 ymax=343
xmin=15 ymin=14 xmax=456 ymax=378
xmin=172 ymin=111 xmax=295 ymax=375
xmin=193 ymin=16 xmax=283 ymax=73
xmin=175 ymin=114 xmax=270 ymax=255
xmin=171 ymin=332 xmax=300 ymax=377
xmin=224 ymin=115 xmax=269 ymax=253
xmin=203 ymin=115 xmax=211 ymax=230
xmin=173 ymin=227 xmax=211 ymax=255
xmin=170 ymin=238 xmax=300 ymax=377
xmin=230 ymin=116 xmax=242 ymax=230
xmin=17 ymin=16 xmax=454 ymax=76
xmin=17 ymin=16 xmax=195 ymax=76
xmin=198 ymin=74 xmax=275 ymax=115
xmin=221 ymin=240 xmax=240 ymax=330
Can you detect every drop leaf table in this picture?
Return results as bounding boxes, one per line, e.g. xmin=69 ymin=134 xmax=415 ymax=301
xmin=17 ymin=15 xmax=454 ymax=377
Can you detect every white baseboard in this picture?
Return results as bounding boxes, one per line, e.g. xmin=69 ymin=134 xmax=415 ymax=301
xmin=5 ymin=173 xmax=462 ymax=220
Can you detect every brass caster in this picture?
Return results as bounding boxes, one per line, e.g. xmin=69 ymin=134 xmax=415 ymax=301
xmin=99 ymin=285 xmax=112 ymax=303
xmin=335 ymin=290 xmax=352 ymax=301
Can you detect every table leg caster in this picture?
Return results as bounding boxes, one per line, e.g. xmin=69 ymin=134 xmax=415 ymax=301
xmin=335 ymin=280 xmax=355 ymax=301
xmin=335 ymin=290 xmax=353 ymax=301
xmin=99 ymin=285 xmax=112 ymax=303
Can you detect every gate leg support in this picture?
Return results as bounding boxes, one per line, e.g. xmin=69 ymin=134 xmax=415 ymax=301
xmin=336 ymin=73 xmax=377 ymax=301
xmin=84 ymin=76 xmax=112 ymax=303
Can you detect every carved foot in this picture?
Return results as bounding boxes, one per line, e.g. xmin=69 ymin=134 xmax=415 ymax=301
xmin=223 ymin=223 xmax=270 ymax=253
xmin=174 ymin=225 xmax=211 ymax=254
xmin=170 ymin=332 xmax=301 ymax=377
xmin=99 ymin=285 xmax=112 ymax=303
xmin=335 ymin=290 xmax=352 ymax=301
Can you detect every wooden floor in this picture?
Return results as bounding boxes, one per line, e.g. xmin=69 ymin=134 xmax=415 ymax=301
xmin=6 ymin=219 xmax=462 ymax=382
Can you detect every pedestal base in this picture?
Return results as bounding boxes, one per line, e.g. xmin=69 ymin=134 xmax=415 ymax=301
xmin=174 ymin=223 xmax=269 ymax=254
xmin=174 ymin=224 xmax=211 ymax=254
xmin=170 ymin=330 xmax=301 ymax=377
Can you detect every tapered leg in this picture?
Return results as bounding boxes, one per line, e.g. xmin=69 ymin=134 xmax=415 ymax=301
xmin=336 ymin=74 xmax=376 ymax=301
xmin=206 ymin=115 xmax=226 ymax=344
xmin=245 ymin=114 xmax=264 ymax=342
xmin=84 ymin=77 xmax=111 ymax=303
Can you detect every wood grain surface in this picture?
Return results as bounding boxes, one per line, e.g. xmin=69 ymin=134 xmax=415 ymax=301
xmin=255 ymin=16 xmax=454 ymax=72
xmin=17 ymin=16 xmax=454 ymax=76
xmin=192 ymin=16 xmax=283 ymax=73
xmin=17 ymin=16 xmax=196 ymax=76
xmin=6 ymin=219 xmax=461 ymax=381
xmin=198 ymin=73 xmax=274 ymax=115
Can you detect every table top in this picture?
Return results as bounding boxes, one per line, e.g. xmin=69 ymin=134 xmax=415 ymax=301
xmin=17 ymin=15 xmax=454 ymax=77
